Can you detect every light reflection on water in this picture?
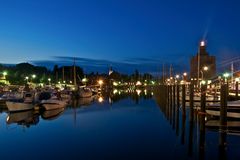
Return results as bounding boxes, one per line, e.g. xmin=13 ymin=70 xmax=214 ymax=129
xmin=0 ymin=89 xmax=239 ymax=160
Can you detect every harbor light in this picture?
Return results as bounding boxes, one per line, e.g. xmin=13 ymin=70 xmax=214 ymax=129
xmin=98 ymin=79 xmax=103 ymax=85
xmin=223 ymin=73 xmax=230 ymax=78
xmin=136 ymin=81 xmax=142 ymax=86
xmin=201 ymin=80 xmax=206 ymax=85
xmin=203 ymin=66 xmax=208 ymax=71
xmin=3 ymin=71 xmax=7 ymax=76
xmin=113 ymin=81 xmax=118 ymax=86
xmin=82 ymin=78 xmax=87 ymax=83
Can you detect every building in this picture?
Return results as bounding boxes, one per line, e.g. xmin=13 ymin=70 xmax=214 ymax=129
xmin=190 ymin=41 xmax=216 ymax=81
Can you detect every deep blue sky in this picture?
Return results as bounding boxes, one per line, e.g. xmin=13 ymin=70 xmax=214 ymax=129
xmin=0 ymin=0 xmax=240 ymax=74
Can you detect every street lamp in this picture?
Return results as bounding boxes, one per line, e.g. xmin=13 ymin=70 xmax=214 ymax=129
xmin=200 ymin=66 xmax=208 ymax=80
xmin=223 ymin=73 xmax=230 ymax=83
xmin=48 ymin=78 xmax=51 ymax=85
xmin=3 ymin=71 xmax=7 ymax=76
xmin=98 ymin=79 xmax=103 ymax=86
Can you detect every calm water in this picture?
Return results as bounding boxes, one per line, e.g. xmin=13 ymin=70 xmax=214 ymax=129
xmin=0 ymin=91 xmax=240 ymax=160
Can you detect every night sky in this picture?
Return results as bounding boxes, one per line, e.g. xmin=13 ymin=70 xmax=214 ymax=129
xmin=0 ymin=0 xmax=240 ymax=74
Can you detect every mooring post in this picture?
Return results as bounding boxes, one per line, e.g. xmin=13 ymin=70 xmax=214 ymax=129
xmin=219 ymin=83 xmax=228 ymax=149
xmin=170 ymin=85 xmax=173 ymax=124
xmin=182 ymin=84 xmax=186 ymax=114
xmin=173 ymin=84 xmax=176 ymax=106
xmin=200 ymin=84 xmax=207 ymax=113
xmin=220 ymin=83 xmax=228 ymax=130
xmin=189 ymin=83 xmax=194 ymax=109
xmin=177 ymin=84 xmax=180 ymax=108
xmin=236 ymin=81 xmax=239 ymax=99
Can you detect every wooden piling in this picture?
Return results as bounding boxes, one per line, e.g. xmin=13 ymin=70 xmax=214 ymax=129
xmin=177 ymin=84 xmax=180 ymax=107
xmin=200 ymin=84 xmax=207 ymax=113
xmin=182 ymin=84 xmax=186 ymax=114
xmin=220 ymin=83 xmax=228 ymax=130
xmin=189 ymin=83 xmax=194 ymax=109
xmin=236 ymin=81 xmax=239 ymax=99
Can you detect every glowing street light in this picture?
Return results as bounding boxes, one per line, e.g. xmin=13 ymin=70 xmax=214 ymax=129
xmin=3 ymin=71 xmax=7 ymax=76
xmin=203 ymin=66 xmax=208 ymax=71
xmin=98 ymin=79 xmax=103 ymax=86
xmin=223 ymin=73 xmax=230 ymax=78
xmin=48 ymin=78 xmax=51 ymax=84
xmin=183 ymin=72 xmax=187 ymax=76
xmin=175 ymin=75 xmax=180 ymax=79
xmin=201 ymin=80 xmax=206 ymax=85
xmin=25 ymin=76 xmax=29 ymax=80
xmin=32 ymin=74 xmax=36 ymax=79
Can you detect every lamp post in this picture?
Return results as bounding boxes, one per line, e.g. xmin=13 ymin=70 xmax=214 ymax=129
xmin=98 ymin=79 xmax=103 ymax=91
xmin=200 ymin=66 xmax=208 ymax=80
xmin=48 ymin=78 xmax=51 ymax=85
xmin=32 ymin=74 xmax=36 ymax=83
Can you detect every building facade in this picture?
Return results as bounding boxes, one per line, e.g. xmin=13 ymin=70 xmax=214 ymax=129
xmin=190 ymin=41 xmax=216 ymax=80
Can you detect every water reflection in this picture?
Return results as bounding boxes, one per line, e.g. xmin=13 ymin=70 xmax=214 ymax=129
xmin=6 ymin=108 xmax=65 ymax=127
xmin=0 ymin=88 xmax=239 ymax=159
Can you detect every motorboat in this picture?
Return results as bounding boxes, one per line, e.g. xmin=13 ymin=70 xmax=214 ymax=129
xmin=6 ymin=92 xmax=35 ymax=112
xmin=40 ymin=92 xmax=67 ymax=110
xmin=6 ymin=101 xmax=35 ymax=112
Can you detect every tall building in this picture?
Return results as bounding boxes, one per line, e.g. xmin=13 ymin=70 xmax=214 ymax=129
xmin=190 ymin=41 xmax=216 ymax=80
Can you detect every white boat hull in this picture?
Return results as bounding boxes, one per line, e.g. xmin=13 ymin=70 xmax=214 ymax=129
xmin=6 ymin=101 xmax=34 ymax=112
xmin=41 ymin=100 xmax=67 ymax=110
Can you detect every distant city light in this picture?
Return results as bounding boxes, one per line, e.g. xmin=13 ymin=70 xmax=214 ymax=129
xmin=223 ymin=73 xmax=230 ymax=78
xmin=113 ymin=81 xmax=118 ymax=86
xmin=3 ymin=71 xmax=7 ymax=76
xmin=136 ymin=81 xmax=142 ymax=86
xmin=98 ymin=79 xmax=103 ymax=85
xmin=200 ymin=41 xmax=205 ymax=46
xmin=203 ymin=66 xmax=208 ymax=71
xmin=32 ymin=74 xmax=36 ymax=78
xmin=201 ymin=80 xmax=206 ymax=85
xmin=175 ymin=75 xmax=180 ymax=79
